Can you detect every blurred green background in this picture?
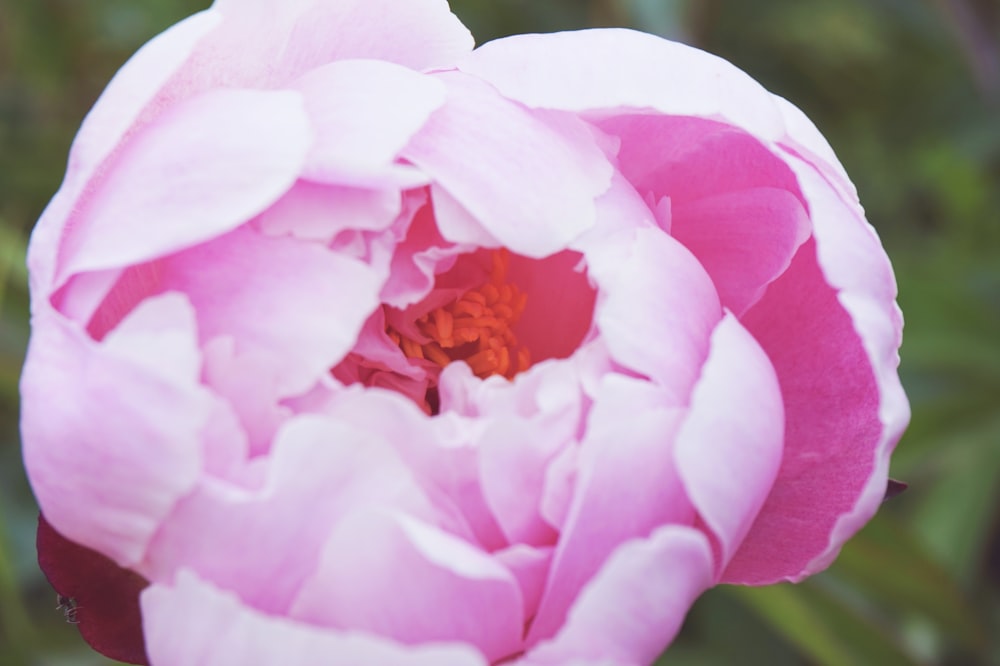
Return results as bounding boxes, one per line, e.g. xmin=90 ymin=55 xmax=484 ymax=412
xmin=1 ymin=0 xmax=998 ymax=664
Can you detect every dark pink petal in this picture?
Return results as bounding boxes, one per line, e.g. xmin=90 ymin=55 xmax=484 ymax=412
xmin=291 ymin=511 xmax=523 ymax=663
xmin=143 ymin=571 xmax=488 ymax=665
xmin=21 ymin=299 xmax=208 ymax=565
xmin=521 ymin=526 xmax=714 ymax=666
xmin=723 ymin=151 xmax=908 ymax=582
xmin=597 ymin=115 xmax=802 ymax=207
xmin=58 ymin=89 xmax=311 ymax=282
xmin=671 ymin=187 xmax=811 ymax=316
xmin=527 ymin=376 xmax=693 ymax=645
xmin=401 ymin=72 xmax=613 ymax=257
xmin=37 ymin=514 xmax=149 ymax=665
xmin=673 ymin=314 xmax=784 ymax=572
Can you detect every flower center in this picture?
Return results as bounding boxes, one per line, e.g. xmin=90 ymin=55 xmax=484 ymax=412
xmin=387 ymin=249 xmax=531 ymax=380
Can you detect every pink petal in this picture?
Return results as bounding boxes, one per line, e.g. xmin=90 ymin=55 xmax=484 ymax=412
xmin=21 ymin=299 xmax=208 ymax=565
xmin=202 ymin=0 xmax=472 ymax=85
xmin=671 ymin=187 xmax=811 ymax=316
xmin=142 ymin=570 xmax=488 ymax=666
xmin=255 ymin=180 xmax=402 ymax=243
xmin=724 ymin=157 xmax=908 ymax=582
xmin=582 ymin=227 xmax=721 ymax=405
xmin=27 ymin=11 xmax=218 ymax=293
xmin=155 ymin=226 xmax=381 ymax=395
xmin=458 ymin=29 xmax=785 ymax=142
xmin=292 ymin=60 xmax=446 ymax=184
xmin=521 ymin=526 xmax=714 ymax=666
xmin=401 ymin=72 xmax=614 ymax=257
xmin=291 ymin=511 xmax=523 ymax=663
xmin=58 ymin=88 xmax=311 ymax=281
xmin=597 ymin=115 xmax=802 ymax=207
xmin=527 ymin=376 xmax=693 ymax=645
xmin=142 ymin=414 xmax=434 ymax=613
xmin=494 ymin=544 xmax=554 ymax=623
xmin=673 ymin=313 xmax=784 ymax=572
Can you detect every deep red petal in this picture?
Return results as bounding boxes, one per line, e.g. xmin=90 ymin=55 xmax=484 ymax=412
xmin=36 ymin=513 xmax=150 ymax=665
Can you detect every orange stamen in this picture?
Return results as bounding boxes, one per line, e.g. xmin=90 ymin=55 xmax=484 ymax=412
xmin=386 ymin=249 xmax=530 ymax=381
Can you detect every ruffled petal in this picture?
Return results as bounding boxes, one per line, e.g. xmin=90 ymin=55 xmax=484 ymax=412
xmin=142 ymin=570 xmax=488 ymax=666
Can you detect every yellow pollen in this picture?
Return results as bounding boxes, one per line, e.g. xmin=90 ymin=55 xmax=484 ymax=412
xmin=389 ymin=249 xmax=531 ymax=380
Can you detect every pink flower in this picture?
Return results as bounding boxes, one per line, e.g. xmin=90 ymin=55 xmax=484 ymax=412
xmin=20 ymin=1 xmax=909 ymax=664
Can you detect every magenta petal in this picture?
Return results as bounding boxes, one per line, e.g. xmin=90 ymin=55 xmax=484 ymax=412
xmin=402 ymin=72 xmax=613 ymax=257
xmin=671 ymin=187 xmax=811 ymax=316
xmin=722 ymin=147 xmax=908 ymax=582
xmin=143 ymin=571 xmax=488 ymax=666
xmin=674 ymin=313 xmax=784 ymax=571
xmin=724 ymin=240 xmax=904 ymax=583
xmin=522 ymin=526 xmax=714 ymax=666
xmin=37 ymin=514 xmax=149 ymax=665
xmin=58 ymin=89 xmax=311 ymax=281
xmin=291 ymin=511 xmax=523 ymax=663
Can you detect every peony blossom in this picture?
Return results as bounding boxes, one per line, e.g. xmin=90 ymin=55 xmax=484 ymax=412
xmin=20 ymin=1 xmax=908 ymax=664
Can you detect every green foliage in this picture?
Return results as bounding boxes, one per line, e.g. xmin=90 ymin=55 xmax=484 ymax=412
xmin=1 ymin=0 xmax=998 ymax=663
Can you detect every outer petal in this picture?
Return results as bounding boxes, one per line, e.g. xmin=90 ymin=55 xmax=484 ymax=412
xmin=21 ymin=297 xmax=208 ymax=566
xmin=401 ymin=72 xmax=614 ymax=257
xmin=200 ymin=0 xmax=473 ymax=86
xmin=673 ymin=313 xmax=784 ymax=572
xmin=142 ymin=571 xmax=488 ymax=666
xmin=57 ymin=89 xmax=310 ymax=282
xmin=521 ymin=526 xmax=714 ymax=666
xmin=291 ymin=511 xmax=523 ymax=663
xmin=458 ymin=29 xmax=785 ymax=141
xmin=26 ymin=10 xmax=219 ymax=293
xmin=724 ymin=163 xmax=908 ymax=582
